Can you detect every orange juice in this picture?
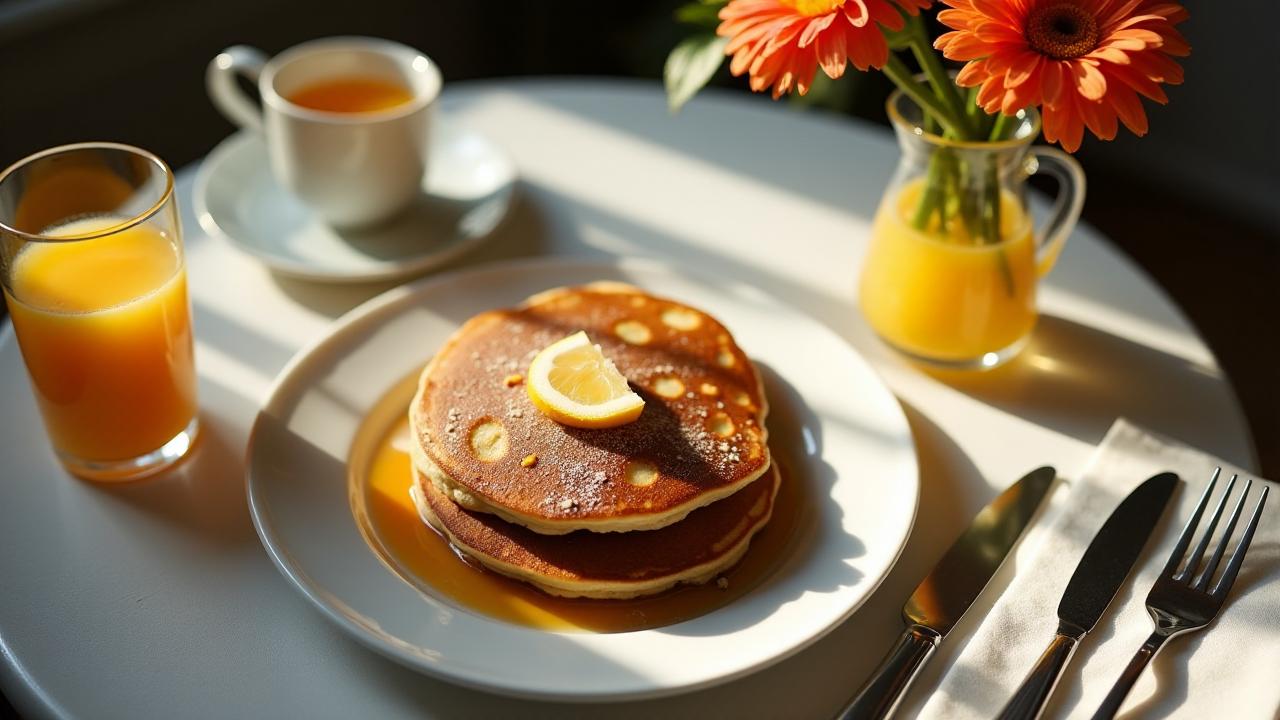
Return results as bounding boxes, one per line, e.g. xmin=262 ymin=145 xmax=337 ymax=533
xmin=859 ymin=178 xmax=1037 ymax=362
xmin=288 ymin=77 xmax=414 ymax=113
xmin=5 ymin=217 xmax=197 ymax=462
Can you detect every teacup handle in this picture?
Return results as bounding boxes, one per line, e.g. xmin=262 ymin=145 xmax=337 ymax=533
xmin=207 ymin=46 xmax=269 ymax=132
xmin=1028 ymin=146 xmax=1086 ymax=277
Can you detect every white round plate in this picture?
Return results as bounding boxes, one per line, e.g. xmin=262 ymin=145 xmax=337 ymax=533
xmin=246 ymin=257 xmax=918 ymax=701
xmin=194 ymin=120 xmax=517 ymax=283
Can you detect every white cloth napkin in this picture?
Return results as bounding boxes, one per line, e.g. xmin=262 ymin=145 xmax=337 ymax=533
xmin=899 ymin=418 xmax=1279 ymax=719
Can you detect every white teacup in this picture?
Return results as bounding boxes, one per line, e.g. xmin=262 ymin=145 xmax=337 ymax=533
xmin=207 ymin=37 xmax=442 ymax=228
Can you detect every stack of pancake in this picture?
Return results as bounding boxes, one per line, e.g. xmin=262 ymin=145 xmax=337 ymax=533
xmin=406 ymin=283 xmax=777 ymax=599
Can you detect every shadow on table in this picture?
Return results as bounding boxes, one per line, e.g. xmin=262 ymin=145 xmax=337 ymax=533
xmin=83 ymin=379 xmax=259 ymax=553
xmin=191 ymin=298 xmax=299 ymax=376
xmin=266 ymin=189 xmax=553 ymax=321
xmin=86 ymin=293 xmax=332 ymax=551
xmin=924 ymin=315 xmax=1252 ymax=468
xmin=491 ymin=81 xmax=891 ymax=224
xmin=263 ymin=173 xmax=866 ymax=361
xmin=524 ymin=181 xmax=864 ymax=337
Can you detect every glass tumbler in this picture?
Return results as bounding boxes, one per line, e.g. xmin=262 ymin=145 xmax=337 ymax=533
xmin=0 ymin=143 xmax=198 ymax=480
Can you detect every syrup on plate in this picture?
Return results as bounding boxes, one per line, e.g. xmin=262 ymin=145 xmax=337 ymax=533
xmin=349 ymin=371 xmax=801 ymax=633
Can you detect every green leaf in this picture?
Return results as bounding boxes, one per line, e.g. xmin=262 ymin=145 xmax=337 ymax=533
xmin=885 ymin=26 xmax=912 ymax=51
xmin=664 ymin=33 xmax=729 ymax=113
xmin=675 ymin=1 xmax=726 ymax=27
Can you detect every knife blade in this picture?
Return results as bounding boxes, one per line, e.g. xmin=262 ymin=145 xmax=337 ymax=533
xmin=996 ymin=471 xmax=1179 ymax=720
xmin=837 ymin=466 xmax=1057 ymax=720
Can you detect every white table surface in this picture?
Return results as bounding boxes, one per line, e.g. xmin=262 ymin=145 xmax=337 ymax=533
xmin=0 ymin=79 xmax=1257 ymax=720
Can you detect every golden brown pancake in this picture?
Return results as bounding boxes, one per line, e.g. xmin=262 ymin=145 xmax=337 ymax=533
xmin=411 ymin=464 xmax=780 ymax=599
xmin=408 ymin=283 xmax=770 ymax=534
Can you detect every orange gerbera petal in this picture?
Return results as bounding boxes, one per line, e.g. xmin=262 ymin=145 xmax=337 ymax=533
xmin=815 ymin=21 xmax=851 ymax=78
xmin=717 ymin=0 xmax=916 ymax=98
xmin=936 ymin=0 xmax=1189 ymax=151
xmin=955 ymin=57 xmax=990 ymax=86
xmin=1106 ymin=83 xmax=1149 ymax=134
xmin=1041 ymin=58 xmax=1065 ymax=105
xmin=798 ymin=14 xmax=838 ymax=47
xmin=1043 ymin=90 xmax=1085 ymax=150
xmin=1005 ymin=51 xmax=1042 ymax=87
xmin=1072 ymin=60 xmax=1107 ymax=101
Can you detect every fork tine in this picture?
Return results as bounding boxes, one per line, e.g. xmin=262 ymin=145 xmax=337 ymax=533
xmin=1164 ymin=468 xmax=1220 ymax=577
xmin=1176 ymin=473 xmax=1236 ymax=582
xmin=1211 ymin=485 xmax=1269 ymax=600
xmin=1194 ymin=480 xmax=1252 ymax=591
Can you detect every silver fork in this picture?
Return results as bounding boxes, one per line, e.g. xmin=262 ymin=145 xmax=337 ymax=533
xmin=1090 ymin=468 xmax=1270 ymax=720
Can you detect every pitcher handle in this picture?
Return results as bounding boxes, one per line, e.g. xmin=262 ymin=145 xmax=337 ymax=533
xmin=1027 ymin=146 xmax=1086 ymax=278
xmin=206 ymin=46 xmax=269 ymax=132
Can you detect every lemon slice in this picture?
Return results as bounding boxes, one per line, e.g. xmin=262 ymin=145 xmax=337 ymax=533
xmin=526 ymin=331 xmax=644 ymax=429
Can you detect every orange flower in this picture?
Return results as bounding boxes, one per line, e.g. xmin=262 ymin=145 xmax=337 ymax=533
xmin=718 ymin=0 xmax=924 ymax=99
xmin=935 ymin=0 xmax=1190 ymax=151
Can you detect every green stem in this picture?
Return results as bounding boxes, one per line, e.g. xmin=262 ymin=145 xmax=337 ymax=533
xmin=984 ymin=157 xmax=1001 ymax=245
xmin=957 ymin=159 xmax=980 ymax=241
xmin=923 ymin=112 xmax=940 ymax=135
xmin=912 ymin=151 xmax=947 ymax=230
xmin=989 ymin=112 xmax=1013 ymax=142
xmin=984 ymin=144 xmax=1015 ymax=296
xmin=965 ymin=86 xmax=984 ymax=130
xmin=996 ymin=246 xmax=1016 ymax=297
xmin=905 ymin=14 xmax=973 ymax=139
xmin=964 ymin=87 xmax=980 ymax=114
xmin=911 ymin=112 xmax=947 ymax=231
xmin=969 ymin=87 xmax=997 ymax=138
xmin=941 ymin=151 xmax=959 ymax=232
xmin=882 ymin=54 xmax=967 ymax=137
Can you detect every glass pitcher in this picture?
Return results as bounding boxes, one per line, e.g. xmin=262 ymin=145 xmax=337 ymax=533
xmin=858 ymin=90 xmax=1085 ymax=369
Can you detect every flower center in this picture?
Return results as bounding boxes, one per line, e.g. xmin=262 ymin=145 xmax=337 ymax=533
xmin=779 ymin=0 xmax=844 ymax=17
xmin=1026 ymin=3 xmax=1099 ymax=59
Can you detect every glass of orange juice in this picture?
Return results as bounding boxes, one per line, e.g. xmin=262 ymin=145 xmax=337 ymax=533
xmin=0 ymin=143 xmax=198 ymax=481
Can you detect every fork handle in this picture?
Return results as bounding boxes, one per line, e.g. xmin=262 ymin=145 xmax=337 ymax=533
xmin=1089 ymin=632 xmax=1168 ymax=720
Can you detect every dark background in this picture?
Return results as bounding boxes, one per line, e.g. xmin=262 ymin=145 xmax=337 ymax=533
xmin=0 ymin=1 xmax=1276 ymax=714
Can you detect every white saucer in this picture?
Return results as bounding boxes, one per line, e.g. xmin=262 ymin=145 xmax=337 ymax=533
xmin=194 ymin=121 xmax=517 ymax=283
xmin=245 ymin=257 xmax=920 ymax=701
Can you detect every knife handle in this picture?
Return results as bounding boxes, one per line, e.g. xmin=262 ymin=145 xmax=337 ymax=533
xmin=996 ymin=628 xmax=1081 ymax=720
xmin=836 ymin=625 xmax=940 ymax=720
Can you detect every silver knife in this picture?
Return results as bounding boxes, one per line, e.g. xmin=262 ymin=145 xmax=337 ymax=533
xmin=837 ymin=466 xmax=1057 ymax=720
xmin=996 ymin=472 xmax=1179 ymax=720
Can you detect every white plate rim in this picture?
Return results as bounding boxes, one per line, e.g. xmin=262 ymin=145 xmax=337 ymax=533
xmin=192 ymin=123 xmax=518 ymax=283
xmin=246 ymin=255 xmax=919 ymax=701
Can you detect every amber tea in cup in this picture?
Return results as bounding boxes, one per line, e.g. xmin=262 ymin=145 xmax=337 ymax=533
xmin=288 ymin=77 xmax=414 ymax=113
